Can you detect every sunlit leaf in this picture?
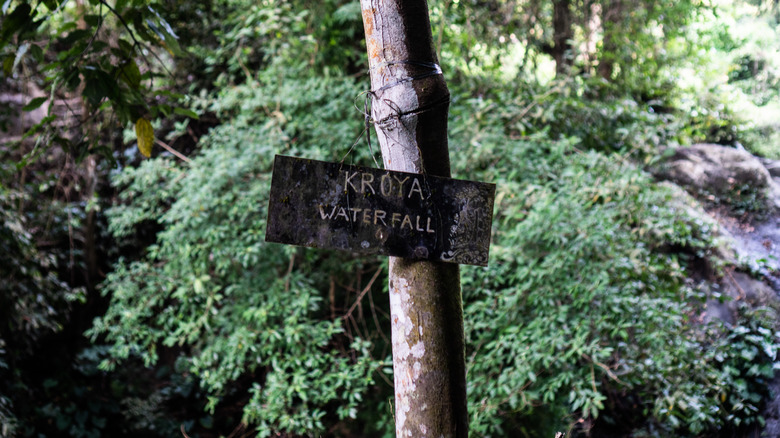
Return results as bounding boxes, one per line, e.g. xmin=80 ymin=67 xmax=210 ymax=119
xmin=135 ymin=118 xmax=154 ymax=157
xmin=145 ymin=6 xmax=185 ymax=56
xmin=57 ymin=21 xmax=78 ymax=33
xmin=11 ymin=42 xmax=28 ymax=73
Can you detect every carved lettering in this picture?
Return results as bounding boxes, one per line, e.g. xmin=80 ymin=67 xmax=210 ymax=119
xmin=342 ymin=171 xmax=430 ymax=200
xmin=408 ymin=178 xmax=423 ymax=200
xmin=374 ymin=209 xmax=387 ymax=226
xmin=318 ymin=205 xmax=437 ymax=235
xmin=393 ymin=175 xmax=409 ymax=197
xmin=391 ymin=212 xmax=402 ymax=227
xmin=343 ymin=171 xmax=360 ymax=193
xmin=317 ymin=204 xmax=337 ymax=219
xmin=361 ymin=173 xmax=376 ymax=194
xmin=268 ymin=156 xmax=495 ymax=266
xmin=380 ymin=174 xmax=392 ymax=196
xmin=349 ymin=207 xmax=361 ymax=222
xmin=401 ymin=215 xmax=413 ymax=230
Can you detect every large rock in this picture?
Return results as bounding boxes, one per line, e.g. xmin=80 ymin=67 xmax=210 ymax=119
xmin=657 ymin=181 xmax=737 ymax=264
xmin=653 ymin=143 xmax=780 ymax=211
xmin=760 ymin=157 xmax=780 ymax=178
xmin=701 ymin=267 xmax=779 ymax=327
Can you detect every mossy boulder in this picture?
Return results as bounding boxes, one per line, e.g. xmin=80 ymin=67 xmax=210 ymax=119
xmin=653 ymin=143 xmax=780 ymax=214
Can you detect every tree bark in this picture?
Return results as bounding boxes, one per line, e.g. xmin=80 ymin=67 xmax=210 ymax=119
xmin=360 ymin=1 xmax=468 ymax=437
xmin=552 ymin=0 xmax=573 ymax=75
xmin=597 ymin=0 xmax=625 ymax=80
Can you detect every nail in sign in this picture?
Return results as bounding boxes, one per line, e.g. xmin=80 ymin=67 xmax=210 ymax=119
xmin=265 ymin=155 xmax=495 ymax=266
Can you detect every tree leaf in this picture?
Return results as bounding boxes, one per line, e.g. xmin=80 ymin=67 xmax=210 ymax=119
xmin=114 ymin=0 xmax=128 ymax=14
xmin=84 ymin=14 xmax=101 ymax=27
xmin=57 ymin=21 xmax=78 ymax=34
xmin=118 ymin=59 xmax=142 ymax=89
xmin=2 ymin=54 xmax=13 ymax=76
xmin=144 ymin=7 xmax=185 ymax=57
xmin=29 ymin=43 xmax=43 ymax=62
xmin=63 ymin=67 xmax=80 ymax=90
xmin=11 ymin=42 xmax=29 ymax=73
xmin=41 ymin=0 xmax=59 ymax=11
xmin=22 ymin=96 xmax=47 ymax=112
xmin=0 ymin=4 xmax=33 ymax=48
xmin=117 ymin=38 xmax=134 ymax=55
xmin=135 ymin=118 xmax=154 ymax=158
xmin=90 ymin=40 xmax=109 ymax=52
xmin=83 ymin=67 xmax=120 ymax=107
xmin=173 ymin=107 xmax=199 ymax=120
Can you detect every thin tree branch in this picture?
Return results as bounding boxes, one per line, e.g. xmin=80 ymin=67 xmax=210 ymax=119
xmin=343 ymin=265 xmax=383 ymax=321
xmin=155 ymin=138 xmax=191 ymax=163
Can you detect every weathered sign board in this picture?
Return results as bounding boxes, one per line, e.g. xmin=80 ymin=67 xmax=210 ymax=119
xmin=265 ymin=155 xmax=495 ymax=266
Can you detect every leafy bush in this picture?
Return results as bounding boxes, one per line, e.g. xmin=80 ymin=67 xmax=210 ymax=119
xmin=0 ymin=163 xmax=145 ymax=436
xmin=26 ymin=0 xmax=776 ymax=436
xmin=95 ymin=70 xmax=780 ymax=436
xmin=708 ymin=306 xmax=779 ymax=430
xmin=447 ymin=105 xmax=779 ymax=436
xmin=91 ymin=72 xmax=387 ymax=436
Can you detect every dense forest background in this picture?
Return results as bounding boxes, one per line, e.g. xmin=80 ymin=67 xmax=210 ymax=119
xmin=2 ymin=0 xmax=780 ymax=436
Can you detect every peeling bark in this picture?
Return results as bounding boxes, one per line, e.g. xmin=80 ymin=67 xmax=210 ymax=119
xmin=360 ymin=1 xmax=468 ymax=436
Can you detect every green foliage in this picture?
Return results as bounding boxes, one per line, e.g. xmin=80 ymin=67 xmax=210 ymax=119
xmin=458 ymin=139 xmax=692 ymax=435
xmin=495 ymin=78 xmax=683 ymax=155
xmin=0 ymin=167 xmax=106 ymax=437
xmin=91 ymin=72 xmax=385 ymax=436
xmin=722 ymin=182 xmax=772 ymax=218
xmin=173 ymin=0 xmax=365 ymax=96
xmin=203 ymin=75 xmax=366 ymax=162
xmin=4 ymin=0 xmax=780 ymax=436
xmin=187 ymin=1 xmax=310 ymax=88
xmin=671 ymin=1 xmax=780 ymax=155
xmin=448 ymin=100 xmax=778 ymax=435
xmin=709 ymin=307 xmax=779 ymax=429
xmin=0 ymin=0 xmax=191 ymax=161
xmin=97 ymin=65 xmax=780 ymax=436
xmin=432 ymin=0 xmax=702 ymax=89
xmin=0 ymin=184 xmax=72 ymax=346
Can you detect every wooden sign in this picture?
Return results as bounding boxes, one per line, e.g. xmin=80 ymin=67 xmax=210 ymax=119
xmin=265 ymin=155 xmax=495 ymax=266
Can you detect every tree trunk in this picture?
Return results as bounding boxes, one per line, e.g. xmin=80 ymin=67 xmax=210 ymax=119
xmin=598 ymin=0 xmax=625 ymax=80
xmin=360 ymin=1 xmax=468 ymax=437
xmin=552 ymin=0 xmax=573 ymax=75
